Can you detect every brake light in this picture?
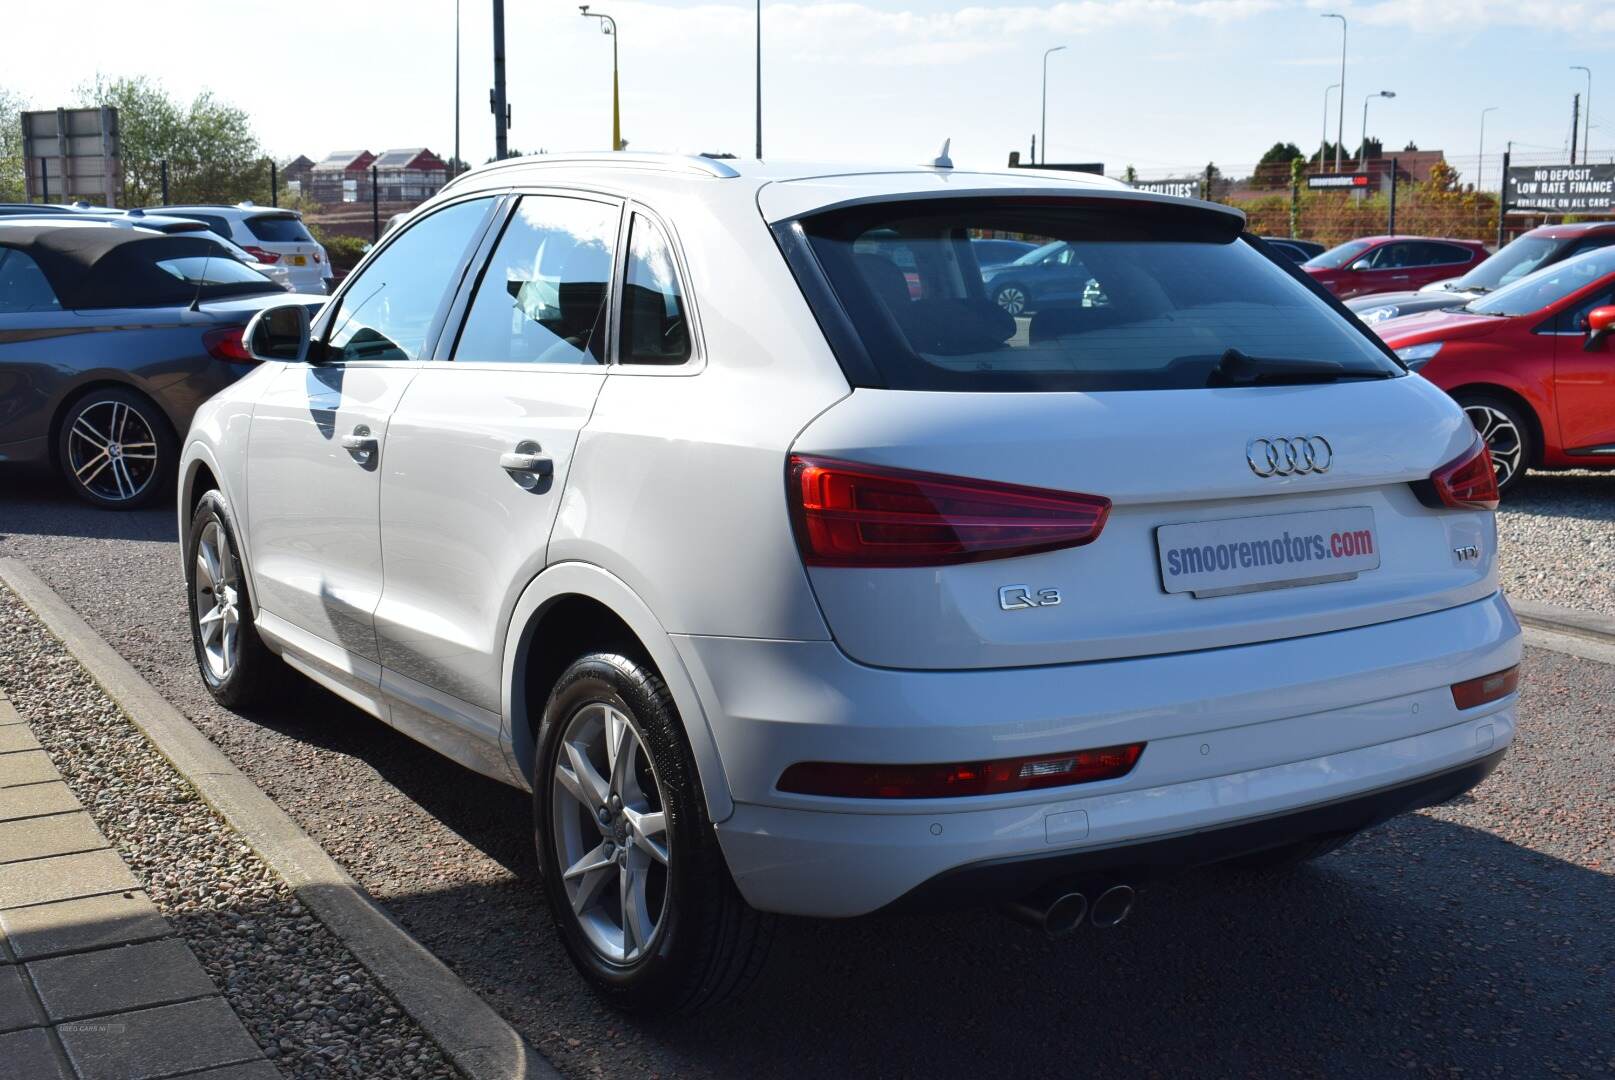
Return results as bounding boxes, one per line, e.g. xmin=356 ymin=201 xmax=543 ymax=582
xmin=242 ymin=245 xmax=281 ymax=264
xmin=787 ymin=455 xmax=1110 ymax=567
xmin=778 ymin=743 xmax=1145 ymax=799
xmin=1427 ymin=437 xmax=1499 ymax=511
xmin=1451 ymin=665 xmax=1519 ymax=709
xmin=312 ymin=250 xmax=322 ymax=263
xmin=203 ymin=326 xmax=253 ymax=362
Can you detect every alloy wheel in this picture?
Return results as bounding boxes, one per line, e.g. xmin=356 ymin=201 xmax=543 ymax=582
xmin=1464 ymin=404 xmax=1523 ymax=489
xmin=551 ymin=701 xmax=671 ymax=965
xmin=995 ymin=285 xmax=1028 ymax=316
xmin=192 ymin=521 xmax=241 ymax=682
xmin=66 ymin=399 xmax=159 ymax=503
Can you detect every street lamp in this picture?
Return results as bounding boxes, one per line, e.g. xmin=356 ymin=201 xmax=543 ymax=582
xmin=578 ymin=6 xmax=622 ymax=151
xmin=1359 ymin=90 xmax=1395 ymax=170
xmin=1322 ymin=13 xmax=1347 ymax=172
xmin=1041 ymin=46 xmax=1067 ymax=166
xmin=1478 ymin=106 xmax=1499 ymax=191
xmin=1571 ymin=66 xmax=1592 ymax=164
xmin=1318 ymin=82 xmax=1340 ymax=169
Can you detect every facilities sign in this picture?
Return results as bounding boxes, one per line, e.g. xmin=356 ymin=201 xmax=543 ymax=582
xmin=1505 ymin=164 xmax=1615 ymax=214
xmin=1306 ymin=173 xmax=1372 ymax=190
xmin=1132 ymin=179 xmax=1199 ymax=198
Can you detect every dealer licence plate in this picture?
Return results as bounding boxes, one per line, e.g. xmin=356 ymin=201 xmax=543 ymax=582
xmin=287 ymin=254 xmax=308 ymax=266
xmin=1156 ymin=507 xmax=1381 ymax=598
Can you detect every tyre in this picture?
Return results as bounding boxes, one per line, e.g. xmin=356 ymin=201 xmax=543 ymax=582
xmin=1223 ymin=830 xmax=1358 ymax=872
xmin=56 ymin=387 xmax=176 ymax=510
xmin=185 ymin=492 xmax=280 ymax=708
xmin=535 ymin=653 xmax=773 ymax=1014
xmin=1454 ymin=392 xmax=1533 ymax=495
xmin=993 ymin=282 xmax=1030 ymax=316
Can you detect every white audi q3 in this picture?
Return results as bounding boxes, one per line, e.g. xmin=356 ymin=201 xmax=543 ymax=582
xmin=178 ymin=152 xmax=1521 ymax=1013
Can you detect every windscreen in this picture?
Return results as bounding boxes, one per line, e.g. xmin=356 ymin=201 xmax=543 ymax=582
xmin=798 ymin=198 xmax=1401 ymax=392
xmin=246 ymin=214 xmax=315 ymax=243
xmin=1303 ymin=239 xmax=1374 ymax=269
xmin=1465 ymin=245 xmax=1615 ymax=318
xmin=1454 ymin=236 xmax=1560 ymax=291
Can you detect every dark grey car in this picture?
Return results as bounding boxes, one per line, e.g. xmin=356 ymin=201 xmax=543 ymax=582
xmin=0 ymin=223 xmax=323 ymax=508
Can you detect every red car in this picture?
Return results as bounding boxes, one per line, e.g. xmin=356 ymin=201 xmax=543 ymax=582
xmin=1303 ymin=235 xmax=1490 ymax=299
xmin=1376 ymin=244 xmax=1615 ymax=492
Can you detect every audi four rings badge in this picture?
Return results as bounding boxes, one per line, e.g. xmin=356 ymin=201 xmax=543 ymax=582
xmin=1247 ymin=436 xmax=1333 ymax=477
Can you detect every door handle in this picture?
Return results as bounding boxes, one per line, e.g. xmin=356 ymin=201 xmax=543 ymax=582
xmin=500 ymin=442 xmax=553 ymax=489
xmin=340 ymin=426 xmax=378 ymax=462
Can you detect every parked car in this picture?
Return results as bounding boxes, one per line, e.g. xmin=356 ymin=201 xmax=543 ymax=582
xmin=144 ymin=203 xmax=332 ymax=294
xmin=0 ymin=223 xmax=324 ymax=508
xmin=1376 ymin=244 xmax=1615 ymax=493
xmin=969 ymin=237 xmax=1037 ymax=271
xmin=980 ymin=239 xmax=1100 ymax=314
xmin=1259 ymin=237 xmax=1325 ymax=264
xmin=1303 ymin=236 xmax=1489 ymax=299
xmin=1348 ymin=221 xmax=1615 ymax=325
xmin=180 ymin=153 xmax=1519 ymax=1012
xmin=14 ymin=211 xmax=298 ymax=292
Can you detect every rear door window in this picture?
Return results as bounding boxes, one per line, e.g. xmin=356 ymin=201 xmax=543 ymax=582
xmin=796 ymin=198 xmax=1402 ymax=392
xmin=246 ymin=214 xmax=315 ymax=243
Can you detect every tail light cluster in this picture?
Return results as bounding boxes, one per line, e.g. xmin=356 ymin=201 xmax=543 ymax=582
xmin=778 ymin=742 xmax=1146 ymax=799
xmin=242 ymin=245 xmax=281 ymax=265
xmin=787 ymin=455 xmax=1110 ymax=568
xmin=1417 ymin=437 xmax=1499 ymax=511
xmin=203 ymin=326 xmax=253 ymax=363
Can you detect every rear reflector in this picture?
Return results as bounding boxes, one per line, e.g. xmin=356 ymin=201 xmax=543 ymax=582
xmin=778 ymin=743 xmax=1145 ymax=799
xmin=202 ymin=326 xmax=253 ymax=363
xmin=1451 ymin=665 xmax=1519 ymax=710
xmin=1424 ymin=437 xmax=1499 ymax=511
xmin=787 ymin=455 xmax=1110 ymax=567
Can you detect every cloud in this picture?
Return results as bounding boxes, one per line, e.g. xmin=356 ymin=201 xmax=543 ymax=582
xmin=1304 ymin=0 xmax=1615 ymax=34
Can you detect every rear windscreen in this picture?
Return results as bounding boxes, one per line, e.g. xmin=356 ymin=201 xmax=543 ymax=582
xmin=797 ymin=199 xmax=1402 ymax=392
xmin=246 ymin=214 xmax=314 ymax=243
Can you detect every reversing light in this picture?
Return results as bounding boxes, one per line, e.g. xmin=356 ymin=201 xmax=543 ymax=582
xmin=1451 ymin=665 xmax=1519 ymax=709
xmin=787 ymin=455 xmax=1110 ymax=568
xmin=777 ymin=743 xmax=1145 ymax=799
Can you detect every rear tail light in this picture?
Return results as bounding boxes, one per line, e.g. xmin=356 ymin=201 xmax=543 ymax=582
xmin=787 ymin=455 xmax=1110 ymax=567
xmin=1451 ymin=666 xmax=1519 ymax=710
xmin=203 ymin=326 xmax=253 ymax=362
xmin=778 ymin=743 xmax=1145 ymax=799
xmin=1417 ymin=437 xmax=1499 ymax=511
xmin=242 ymin=245 xmax=281 ymax=264
xmin=312 ymin=250 xmax=322 ymax=263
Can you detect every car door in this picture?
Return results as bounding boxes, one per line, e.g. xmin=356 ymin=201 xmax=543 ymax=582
xmin=1339 ymin=241 xmax=1415 ymax=298
xmin=244 ymin=195 xmax=500 ymax=705
xmin=372 ymin=192 xmax=620 ymax=775
xmin=1549 ymin=278 xmax=1615 ymax=453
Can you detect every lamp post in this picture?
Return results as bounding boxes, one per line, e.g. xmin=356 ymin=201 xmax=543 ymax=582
xmin=1041 ymin=46 xmax=1066 ymax=166
xmin=1478 ymin=106 xmax=1498 ymax=191
xmin=1322 ymin=13 xmax=1347 ymax=172
xmin=579 ymin=6 xmax=621 ymax=151
xmin=755 ymin=0 xmax=762 ymax=159
xmin=1359 ymin=90 xmax=1395 ymax=170
xmin=1571 ymin=66 xmax=1592 ymax=163
xmin=453 ymin=0 xmax=460 ymax=177
xmin=1318 ymin=82 xmax=1340 ymax=169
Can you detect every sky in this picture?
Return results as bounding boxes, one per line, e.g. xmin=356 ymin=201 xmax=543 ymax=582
xmin=4 ymin=0 xmax=1611 ymax=186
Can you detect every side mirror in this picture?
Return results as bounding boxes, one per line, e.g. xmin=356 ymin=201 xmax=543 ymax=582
xmin=1585 ymin=306 xmax=1615 ymax=353
xmin=244 ymin=303 xmax=311 ymax=363
xmin=1349 ymin=258 xmax=1372 ymax=272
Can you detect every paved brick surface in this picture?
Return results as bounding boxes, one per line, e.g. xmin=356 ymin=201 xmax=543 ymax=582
xmin=59 ymin=996 xmax=266 ymax=1080
xmin=0 ymin=811 xmax=108 ymax=864
xmin=0 ymin=961 xmax=45 ymax=1033
xmin=0 ymin=749 xmax=59 ymax=788
xmin=0 ymin=849 xmax=139 ymax=909
xmin=0 ymin=782 xmax=80 ymax=823
xmin=0 ymin=892 xmax=169 ymax=962
xmin=30 ymin=939 xmax=218 ymax=1023
xmin=0 ymin=1025 xmax=73 ymax=1079
xmin=0 ymin=697 xmax=21 ymax=725
xmin=180 ymin=1063 xmax=286 ymax=1080
xmin=0 ymin=724 xmax=41 ymax=754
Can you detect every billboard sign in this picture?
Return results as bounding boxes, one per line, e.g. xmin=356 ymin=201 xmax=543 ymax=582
xmin=1504 ymin=164 xmax=1615 ymax=214
xmin=21 ymin=107 xmax=121 ymax=205
xmin=1306 ymin=172 xmax=1372 ymax=191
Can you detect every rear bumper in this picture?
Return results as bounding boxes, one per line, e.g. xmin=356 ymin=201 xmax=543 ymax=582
xmin=678 ymin=592 xmax=1521 ymax=918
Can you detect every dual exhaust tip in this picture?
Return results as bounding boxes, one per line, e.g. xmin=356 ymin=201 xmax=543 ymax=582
xmin=1006 ymin=883 xmax=1135 ymax=938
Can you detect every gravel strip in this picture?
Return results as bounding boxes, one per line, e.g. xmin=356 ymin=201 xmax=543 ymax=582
xmin=0 ymin=582 xmax=463 ymax=1080
xmin=1498 ymin=471 xmax=1615 ymax=614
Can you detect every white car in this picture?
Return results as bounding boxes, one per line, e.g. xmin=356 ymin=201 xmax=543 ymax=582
xmin=178 ymin=152 xmax=1522 ymax=1012
xmin=147 ymin=203 xmax=331 ymax=294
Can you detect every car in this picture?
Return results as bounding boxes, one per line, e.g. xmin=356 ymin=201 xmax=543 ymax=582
xmin=1302 ymin=235 xmax=1490 ymax=299
xmin=143 ymin=203 xmax=332 ymax=294
xmin=0 ymin=223 xmax=325 ymax=508
xmin=179 ymin=152 xmax=1520 ymax=1013
xmin=1376 ymin=244 xmax=1615 ymax=493
xmin=12 ymin=211 xmax=299 ymax=292
xmin=969 ymin=237 xmax=1037 ymax=271
xmin=1259 ymin=237 xmax=1325 ymax=264
xmin=1347 ymin=222 xmax=1615 ymax=326
xmin=980 ymin=239 xmax=1102 ymax=314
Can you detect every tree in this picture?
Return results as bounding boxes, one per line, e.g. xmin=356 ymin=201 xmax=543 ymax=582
xmin=1122 ymin=164 xmax=1138 ymax=185
xmin=77 ymin=75 xmax=268 ymax=206
xmin=0 ymin=85 xmax=26 ymax=201
xmin=1258 ymin=141 xmax=1304 ymax=169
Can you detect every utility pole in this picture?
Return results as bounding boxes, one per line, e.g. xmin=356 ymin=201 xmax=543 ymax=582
xmin=1570 ymin=93 xmax=1580 ymax=166
xmin=491 ymin=0 xmax=509 ymax=161
xmin=454 ymin=0 xmax=461 ymax=176
xmin=755 ymin=0 xmax=762 ymax=159
xmin=1571 ymin=67 xmax=1592 ymax=165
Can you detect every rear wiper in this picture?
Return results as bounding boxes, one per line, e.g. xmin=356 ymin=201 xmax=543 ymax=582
xmin=1213 ymin=348 xmax=1388 ymax=386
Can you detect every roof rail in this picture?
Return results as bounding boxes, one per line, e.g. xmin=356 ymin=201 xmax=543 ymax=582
xmin=443 ymin=151 xmax=741 ymax=192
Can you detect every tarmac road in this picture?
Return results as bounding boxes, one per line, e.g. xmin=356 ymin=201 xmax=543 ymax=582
xmin=2 ymin=470 xmax=1610 ymax=1080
